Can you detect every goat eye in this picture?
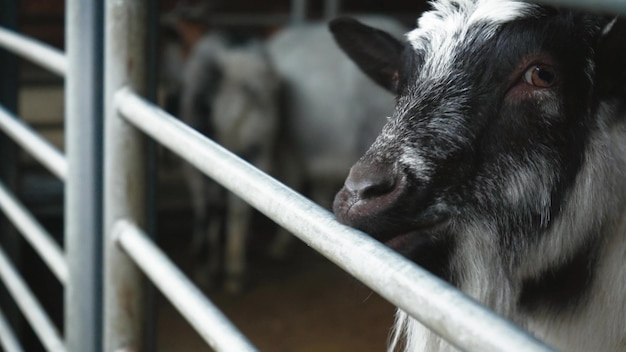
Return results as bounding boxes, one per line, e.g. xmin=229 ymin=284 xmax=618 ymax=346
xmin=523 ymin=64 xmax=557 ymax=88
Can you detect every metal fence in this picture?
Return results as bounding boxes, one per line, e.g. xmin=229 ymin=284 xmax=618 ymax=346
xmin=0 ymin=0 xmax=621 ymax=351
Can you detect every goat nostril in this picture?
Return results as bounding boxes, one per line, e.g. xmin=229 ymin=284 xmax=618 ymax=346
xmin=360 ymin=178 xmax=396 ymax=199
xmin=345 ymin=162 xmax=397 ymax=200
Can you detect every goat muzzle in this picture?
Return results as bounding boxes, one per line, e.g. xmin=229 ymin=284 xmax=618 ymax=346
xmin=333 ymin=160 xmax=409 ymax=239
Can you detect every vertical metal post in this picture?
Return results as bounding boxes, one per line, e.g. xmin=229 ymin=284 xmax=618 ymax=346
xmin=64 ymin=0 xmax=103 ymax=351
xmin=103 ymin=0 xmax=149 ymax=350
xmin=324 ymin=0 xmax=340 ymax=20
xmin=0 ymin=0 xmax=21 ymax=342
xmin=290 ymin=0 xmax=307 ymax=25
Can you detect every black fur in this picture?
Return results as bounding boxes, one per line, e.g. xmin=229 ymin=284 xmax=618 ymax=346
xmin=519 ymin=238 xmax=599 ymax=314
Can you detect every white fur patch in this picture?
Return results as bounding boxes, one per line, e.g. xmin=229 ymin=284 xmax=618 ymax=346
xmin=406 ymin=0 xmax=538 ymax=80
xmin=399 ymin=146 xmax=432 ymax=181
xmin=503 ymin=155 xmax=554 ymax=228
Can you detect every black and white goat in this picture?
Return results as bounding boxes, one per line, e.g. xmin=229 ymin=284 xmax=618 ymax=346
xmin=331 ymin=1 xmax=626 ymax=351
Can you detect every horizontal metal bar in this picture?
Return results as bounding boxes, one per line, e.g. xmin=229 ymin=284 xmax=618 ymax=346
xmin=114 ymin=88 xmax=554 ymax=352
xmin=0 ymin=246 xmax=66 ymax=352
xmin=534 ymin=0 xmax=626 ymax=14
xmin=0 ymin=27 xmax=66 ymax=76
xmin=0 ymin=105 xmax=67 ymax=181
xmin=0 ymin=308 xmax=24 ymax=352
xmin=0 ymin=181 xmax=68 ymax=284
xmin=112 ymin=220 xmax=258 ymax=352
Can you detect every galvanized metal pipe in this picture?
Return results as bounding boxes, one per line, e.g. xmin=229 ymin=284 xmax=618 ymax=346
xmin=0 ymin=246 xmax=66 ymax=352
xmin=113 ymin=220 xmax=258 ymax=352
xmin=115 ymin=89 xmax=555 ymax=352
xmin=103 ymin=0 xmax=149 ymax=350
xmin=0 ymin=27 xmax=66 ymax=76
xmin=0 ymin=308 xmax=23 ymax=352
xmin=0 ymin=181 xmax=68 ymax=283
xmin=64 ymin=0 xmax=104 ymax=350
xmin=0 ymin=106 xmax=67 ymax=181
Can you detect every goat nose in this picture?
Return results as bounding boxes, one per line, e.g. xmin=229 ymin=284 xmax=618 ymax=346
xmin=344 ymin=161 xmax=397 ymax=200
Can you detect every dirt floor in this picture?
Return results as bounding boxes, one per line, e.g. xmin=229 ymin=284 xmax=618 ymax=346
xmin=146 ymin=149 xmax=395 ymax=351
xmin=155 ymin=209 xmax=397 ymax=352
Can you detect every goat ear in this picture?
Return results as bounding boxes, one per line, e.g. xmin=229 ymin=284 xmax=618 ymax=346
xmin=596 ymin=17 xmax=626 ymax=96
xmin=329 ymin=17 xmax=404 ymax=92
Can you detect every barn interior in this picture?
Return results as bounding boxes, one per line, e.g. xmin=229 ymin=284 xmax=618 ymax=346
xmin=0 ymin=1 xmax=428 ymax=350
